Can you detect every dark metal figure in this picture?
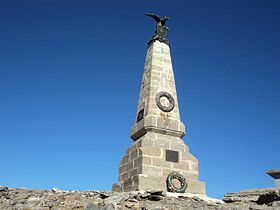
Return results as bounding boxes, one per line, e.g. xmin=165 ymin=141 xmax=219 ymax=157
xmin=144 ymin=13 xmax=169 ymax=27
xmin=144 ymin=13 xmax=170 ymax=46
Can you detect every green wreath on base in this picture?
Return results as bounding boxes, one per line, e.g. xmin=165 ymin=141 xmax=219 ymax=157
xmin=166 ymin=171 xmax=187 ymax=193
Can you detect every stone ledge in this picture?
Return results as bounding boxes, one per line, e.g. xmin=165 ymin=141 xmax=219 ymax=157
xmin=130 ymin=115 xmax=185 ymax=141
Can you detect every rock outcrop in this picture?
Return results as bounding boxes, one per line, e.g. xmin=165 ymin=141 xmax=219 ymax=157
xmin=223 ymin=188 xmax=280 ymax=209
xmin=1 ymin=186 xmax=280 ymax=209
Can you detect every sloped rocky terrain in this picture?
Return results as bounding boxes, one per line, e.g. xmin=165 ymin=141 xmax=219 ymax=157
xmin=1 ymin=186 xmax=280 ymax=210
xmin=224 ymin=188 xmax=280 ymax=209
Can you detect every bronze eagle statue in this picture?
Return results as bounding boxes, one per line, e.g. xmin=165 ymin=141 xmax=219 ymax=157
xmin=144 ymin=13 xmax=170 ymax=46
xmin=144 ymin=13 xmax=169 ymax=26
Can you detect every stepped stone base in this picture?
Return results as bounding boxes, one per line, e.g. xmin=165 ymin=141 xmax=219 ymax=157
xmin=114 ymin=133 xmax=206 ymax=195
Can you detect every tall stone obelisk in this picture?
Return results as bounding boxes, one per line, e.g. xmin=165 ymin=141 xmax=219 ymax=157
xmin=114 ymin=14 xmax=205 ymax=194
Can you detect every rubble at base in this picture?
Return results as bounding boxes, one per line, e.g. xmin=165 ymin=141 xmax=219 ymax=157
xmin=1 ymin=187 xmax=280 ymax=210
xmin=223 ymin=188 xmax=280 ymax=208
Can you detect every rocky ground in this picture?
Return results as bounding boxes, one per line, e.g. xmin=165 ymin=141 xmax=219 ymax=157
xmin=1 ymin=186 xmax=280 ymax=210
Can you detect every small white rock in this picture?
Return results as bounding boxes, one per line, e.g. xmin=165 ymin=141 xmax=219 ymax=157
xmin=28 ymin=197 xmax=40 ymax=201
xmin=52 ymin=188 xmax=60 ymax=192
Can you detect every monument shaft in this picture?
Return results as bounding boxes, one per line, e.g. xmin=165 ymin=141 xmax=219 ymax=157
xmin=114 ymin=39 xmax=205 ymax=194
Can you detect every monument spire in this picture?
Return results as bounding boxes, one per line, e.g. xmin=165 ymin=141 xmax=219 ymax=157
xmin=113 ymin=14 xmax=205 ymax=194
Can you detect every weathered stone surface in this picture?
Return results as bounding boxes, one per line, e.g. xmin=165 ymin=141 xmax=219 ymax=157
xmin=148 ymin=194 xmax=164 ymax=201
xmin=1 ymin=187 xmax=279 ymax=210
xmin=130 ymin=40 xmax=185 ymax=141
xmin=271 ymin=200 xmax=280 ymax=207
xmin=0 ymin=186 xmax=8 ymax=192
xmin=115 ymin=39 xmax=205 ymax=194
xmin=223 ymin=188 xmax=280 ymax=207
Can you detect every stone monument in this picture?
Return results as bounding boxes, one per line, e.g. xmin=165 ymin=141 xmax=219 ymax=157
xmin=113 ymin=14 xmax=206 ymax=194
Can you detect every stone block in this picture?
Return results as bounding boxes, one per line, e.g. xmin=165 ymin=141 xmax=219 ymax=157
xmin=161 ymin=72 xmax=167 ymax=78
xmin=129 ymin=169 xmax=139 ymax=177
xmin=152 ymin=138 xmax=170 ymax=150
xmin=164 ymin=58 xmax=171 ymax=64
xmin=179 ymin=160 xmax=198 ymax=171
xmin=127 ymin=162 xmax=133 ymax=171
xmin=136 ymin=139 xmax=142 ymax=147
xmin=138 ymin=138 xmax=152 ymax=147
xmin=143 ymin=115 xmax=157 ymax=128
xmin=185 ymin=179 xmax=206 ymax=195
xmin=119 ymin=165 xmax=126 ymax=174
xmin=141 ymin=165 xmax=163 ymax=177
xmin=172 ymin=162 xmax=189 ymax=171
xmin=181 ymin=152 xmax=198 ymax=162
xmin=168 ymin=120 xmax=179 ymax=131
xmin=157 ymin=118 xmax=168 ymax=130
xmin=181 ymin=171 xmax=199 ymax=180
xmin=121 ymin=172 xmax=129 ymax=180
xmin=151 ymin=75 xmax=160 ymax=82
xmin=190 ymin=162 xmax=199 ymax=172
xmin=139 ymin=147 xmax=161 ymax=157
xmin=133 ymin=158 xmax=141 ymax=168
xmin=162 ymin=168 xmax=175 ymax=178
xmin=121 ymin=155 xmax=129 ymax=165
xmin=170 ymin=142 xmax=186 ymax=152
xmin=130 ymin=149 xmax=138 ymax=160
xmin=142 ymin=156 xmax=152 ymax=165
xmin=138 ymin=175 xmax=165 ymax=191
xmin=152 ymin=157 xmax=170 ymax=168
xmin=151 ymin=65 xmax=163 ymax=71
xmin=130 ymin=143 xmax=138 ymax=152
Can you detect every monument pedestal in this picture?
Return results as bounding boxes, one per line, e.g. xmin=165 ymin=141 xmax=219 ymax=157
xmin=114 ymin=40 xmax=205 ymax=195
xmin=118 ymin=133 xmax=205 ymax=194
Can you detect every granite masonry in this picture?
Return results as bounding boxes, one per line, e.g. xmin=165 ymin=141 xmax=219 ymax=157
xmin=113 ymin=39 xmax=205 ymax=194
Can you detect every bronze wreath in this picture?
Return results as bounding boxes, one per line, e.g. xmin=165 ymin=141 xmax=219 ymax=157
xmin=155 ymin=91 xmax=175 ymax=112
xmin=166 ymin=171 xmax=187 ymax=193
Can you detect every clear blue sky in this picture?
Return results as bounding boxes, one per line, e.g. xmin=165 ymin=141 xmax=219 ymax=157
xmin=0 ymin=0 xmax=279 ymax=198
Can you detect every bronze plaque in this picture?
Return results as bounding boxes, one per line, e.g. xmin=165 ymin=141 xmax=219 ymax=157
xmin=136 ymin=109 xmax=144 ymax=122
xmin=166 ymin=150 xmax=179 ymax=163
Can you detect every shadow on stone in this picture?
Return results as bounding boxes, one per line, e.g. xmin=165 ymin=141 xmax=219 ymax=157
xmin=256 ymin=192 xmax=280 ymax=205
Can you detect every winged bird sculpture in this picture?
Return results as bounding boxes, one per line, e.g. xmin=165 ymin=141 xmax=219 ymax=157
xmin=144 ymin=13 xmax=169 ymax=26
xmin=144 ymin=13 xmax=170 ymax=46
